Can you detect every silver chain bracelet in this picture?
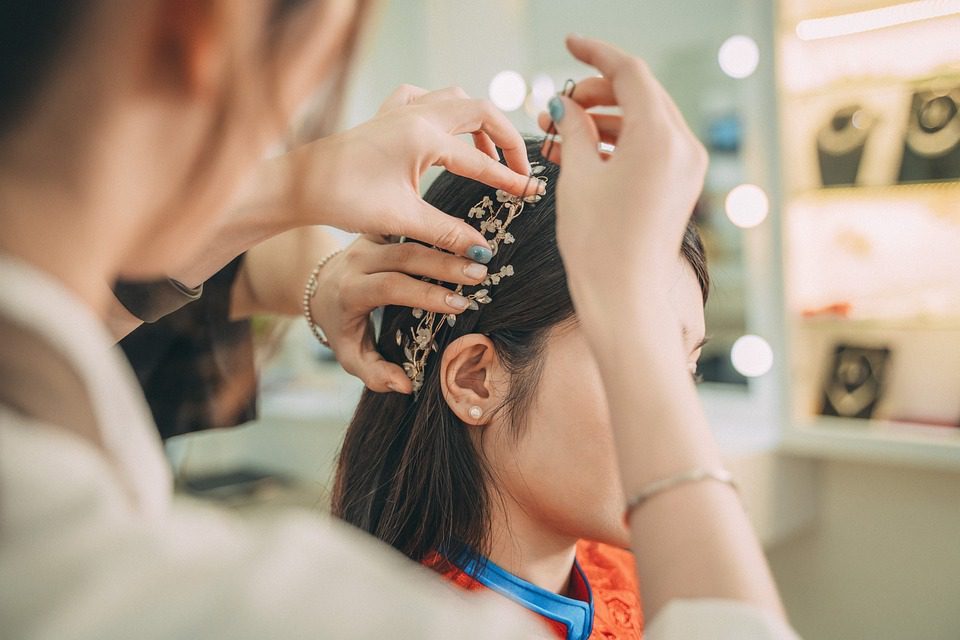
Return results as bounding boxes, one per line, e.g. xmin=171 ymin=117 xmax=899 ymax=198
xmin=624 ymin=468 xmax=738 ymax=523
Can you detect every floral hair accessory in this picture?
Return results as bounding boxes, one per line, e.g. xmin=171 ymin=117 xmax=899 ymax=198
xmin=395 ymin=79 xmax=575 ymax=397
xmin=397 ymin=166 xmax=548 ymax=394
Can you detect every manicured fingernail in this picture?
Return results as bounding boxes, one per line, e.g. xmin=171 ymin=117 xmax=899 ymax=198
xmin=468 ymin=245 xmax=493 ymax=264
xmin=446 ymin=293 xmax=470 ymax=310
xmin=548 ymin=96 xmax=565 ymax=124
xmin=463 ymin=262 xmax=488 ymax=280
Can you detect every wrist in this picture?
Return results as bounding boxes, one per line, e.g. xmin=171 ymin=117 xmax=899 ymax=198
xmin=234 ymin=155 xmax=306 ymax=233
xmin=624 ymin=467 xmax=738 ymax=525
xmin=304 ymin=248 xmax=344 ymax=347
xmin=168 ymin=183 xmax=295 ymax=290
xmin=266 ymin=137 xmax=338 ymax=229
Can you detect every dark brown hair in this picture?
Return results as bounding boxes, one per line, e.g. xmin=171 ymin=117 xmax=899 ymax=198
xmin=331 ymin=138 xmax=709 ymax=565
xmin=0 ymin=2 xmax=90 ymax=137
xmin=0 ymin=1 xmax=360 ymax=138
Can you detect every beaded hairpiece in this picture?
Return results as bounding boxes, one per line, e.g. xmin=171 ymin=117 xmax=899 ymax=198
xmin=396 ymin=170 xmax=547 ymax=393
xmin=396 ymin=80 xmax=575 ymax=396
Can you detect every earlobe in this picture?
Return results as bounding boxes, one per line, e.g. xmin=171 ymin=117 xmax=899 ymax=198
xmin=440 ymin=334 xmax=498 ymax=425
xmin=153 ymin=0 xmax=222 ymax=98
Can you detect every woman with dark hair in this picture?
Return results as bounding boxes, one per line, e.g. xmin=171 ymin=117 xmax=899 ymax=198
xmin=333 ymin=139 xmax=710 ymax=638
xmin=0 ymin=0 xmax=797 ymax=633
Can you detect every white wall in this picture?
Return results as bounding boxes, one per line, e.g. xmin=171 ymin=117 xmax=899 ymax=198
xmin=343 ymin=0 xmax=745 ymax=132
xmin=768 ymin=460 xmax=960 ymax=640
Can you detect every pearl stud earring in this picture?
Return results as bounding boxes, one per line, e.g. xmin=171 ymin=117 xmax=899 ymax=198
xmin=468 ymin=406 xmax=483 ymax=420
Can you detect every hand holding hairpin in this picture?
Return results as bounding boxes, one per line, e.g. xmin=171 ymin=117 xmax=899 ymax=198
xmin=396 ymin=80 xmax=575 ymax=395
xmin=398 ymin=169 xmax=547 ymax=394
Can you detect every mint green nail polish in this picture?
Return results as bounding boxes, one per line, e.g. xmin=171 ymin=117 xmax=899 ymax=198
xmin=468 ymin=245 xmax=493 ymax=264
xmin=548 ymin=96 xmax=565 ymax=124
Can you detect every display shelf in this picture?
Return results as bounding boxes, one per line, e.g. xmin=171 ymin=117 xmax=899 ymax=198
xmin=778 ymin=71 xmax=960 ymax=102
xmin=784 ymin=416 xmax=960 ymax=472
xmin=793 ymin=180 xmax=960 ymax=200
xmin=776 ymin=0 xmax=949 ymax=27
xmin=776 ymin=0 xmax=960 ymax=471
xmin=798 ymin=314 xmax=960 ymax=332
xmin=776 ymin=3 xmax=960 ymax=95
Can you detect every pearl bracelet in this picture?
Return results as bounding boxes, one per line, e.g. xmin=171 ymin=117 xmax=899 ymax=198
xmin=624 ymin=468 xmax=738 ymax=524
xmin=303 ymin=249 xmax=343 ymax=348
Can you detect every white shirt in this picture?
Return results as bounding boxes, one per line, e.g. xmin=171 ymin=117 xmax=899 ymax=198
xmin=0 ymin=255 xmax=799 ymax=639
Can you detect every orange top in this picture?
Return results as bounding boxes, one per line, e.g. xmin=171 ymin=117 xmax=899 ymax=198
xmin=429 ymin=540 xmax=643 ymax=639
xmin=576 ymin=540 xmax=643 ymax=639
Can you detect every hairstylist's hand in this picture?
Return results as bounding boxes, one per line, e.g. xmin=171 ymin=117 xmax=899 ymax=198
xmin=543 ymin=35 xmax=708 ymax=333
xmin=268 ymin=86 xmax=539 ymax=263
xmin=311 ymin=235 xmax=489 ymax=393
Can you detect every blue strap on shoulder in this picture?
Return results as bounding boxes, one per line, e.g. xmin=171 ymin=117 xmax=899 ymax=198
xmin=453 ymin=552 xmax=594 ymax=640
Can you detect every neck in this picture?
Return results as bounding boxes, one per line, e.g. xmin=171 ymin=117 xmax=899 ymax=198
xmin=0 ymin=168 xmax=125 ymax=318
xmin=485 ymin=493 xmax=579 ymax=595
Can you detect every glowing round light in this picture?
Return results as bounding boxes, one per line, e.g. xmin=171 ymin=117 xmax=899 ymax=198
xmin=530 ymin=74 xmax=556 ymax=111
xmin=718 ymin=35 xmax=760 ymax=79
xmin=731 ymin=335 xmax=774 ymax=378
xmin=724 ymin=183 xmax=769 ymax=228
xmin=489 ymin=70 xmax=527 ymax=112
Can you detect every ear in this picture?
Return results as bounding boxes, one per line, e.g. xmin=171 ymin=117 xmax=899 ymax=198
xmin=152 ymin=0 xmax=225 ymax=98
xmin=440 ymin=334 xmax=500 ymax=426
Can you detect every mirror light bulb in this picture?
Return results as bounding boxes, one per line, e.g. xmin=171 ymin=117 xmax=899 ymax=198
xmin=489 ymin=70 xmax=527 ymax=112
xmin=718 ymin=35 xmax=760 ymax=79
xmin=731 ymin=335 xmax=774 ymax=378
xmin=530 ymin=74 xmax=556 ymax=111
xmin=725 ymin=183 xmax=769 ymax=228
